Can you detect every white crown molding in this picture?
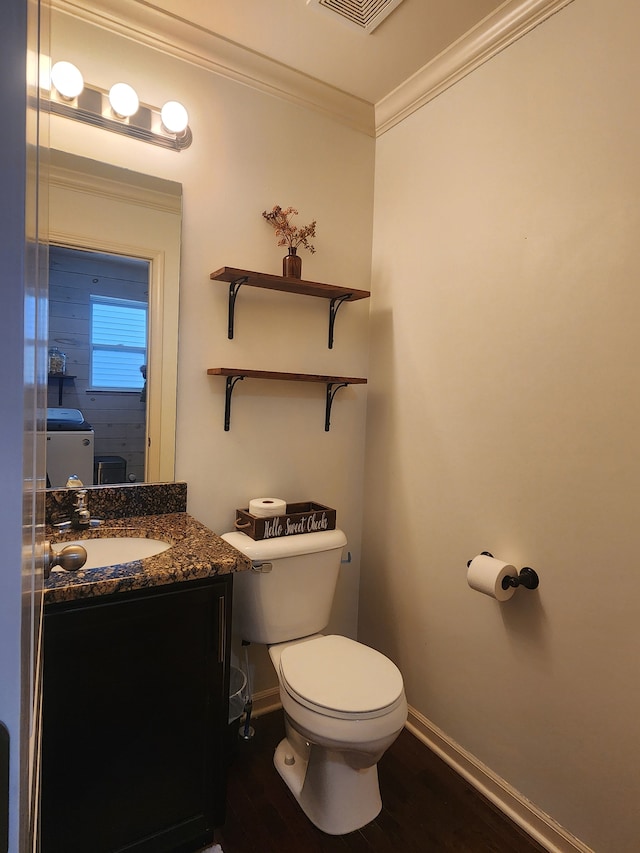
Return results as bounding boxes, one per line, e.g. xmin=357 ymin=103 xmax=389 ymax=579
xmin=375 ymin=0 xmax=576 ymax=136
xmin=49 ymin=150 xmax=182 ymax=214
xmin=51 ymin=0 xmax=574 ymax=139
xmin=50 ymin=0 xmax=375 ymax=136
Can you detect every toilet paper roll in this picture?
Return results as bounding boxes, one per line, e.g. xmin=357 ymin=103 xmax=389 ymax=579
xmin=248 ymin=497 xmax=287 ymax=518
xmin=467 ymin=554 xmax=517 ymax=602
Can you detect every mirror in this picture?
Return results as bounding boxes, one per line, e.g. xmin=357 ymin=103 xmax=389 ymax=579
xmin=48 ymin=150 xmax=182 ymax=485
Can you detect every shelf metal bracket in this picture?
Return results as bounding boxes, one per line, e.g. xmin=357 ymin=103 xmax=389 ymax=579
xmin=227 ymin=276 xmax=248 ymax=339
xmin=328 ymin=294 xmax=353 ymax=349
xmin=224 ymin=375 xmax=245 ymax=431
xmin=54 ymin=375 xmax=64 ymax=406
xmin=325 ymin=382 xmax=349 ymax=431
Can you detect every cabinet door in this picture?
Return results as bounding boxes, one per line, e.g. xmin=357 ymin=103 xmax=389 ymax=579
xmin=42 ymin=578 xmax=231 ymax=853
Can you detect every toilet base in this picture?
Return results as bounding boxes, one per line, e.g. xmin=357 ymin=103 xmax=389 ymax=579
xmin=274 ymin=736 xmax=382 ymax=836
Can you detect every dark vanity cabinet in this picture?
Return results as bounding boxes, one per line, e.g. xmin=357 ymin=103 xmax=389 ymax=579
xmin=42 ymin=575 xmax=232 ymax=853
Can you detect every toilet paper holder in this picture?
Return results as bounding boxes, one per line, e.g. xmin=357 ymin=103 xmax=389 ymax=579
xmin=467 ymin=551 xmax=539 ymax=591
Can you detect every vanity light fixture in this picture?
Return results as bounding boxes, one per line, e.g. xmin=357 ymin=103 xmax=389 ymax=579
xmin=160 ymin=100 xmax=189 ymax=134
xmin=108 ymin=82 xmax=140 ymax=119
xmin=48 ymin=60 xmax=192 ymax=151
xmin=50 ymin=61 xmax=84 ymax=100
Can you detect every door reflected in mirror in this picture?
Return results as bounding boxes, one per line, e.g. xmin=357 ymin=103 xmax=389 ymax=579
xmin=48 ymin=150 xmax=182 ymax=485
xmin=48 ymin=246 xmax=150 ymax=486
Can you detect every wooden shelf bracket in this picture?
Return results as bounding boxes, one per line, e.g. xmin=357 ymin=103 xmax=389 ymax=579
xmin=208 ymin=368 xmax=366 ymax=432
xmin=328 ymin=294 xmax=353 ymax=349
xmin=224 ymin=375 xmax=245 ymax=430
xmin=325 ymin=382 xmax=349 ymax=431
xmin=227 ymin=275 xmax=249 ymax=339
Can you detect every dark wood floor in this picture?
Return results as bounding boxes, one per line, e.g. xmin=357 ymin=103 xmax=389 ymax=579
xmin=213 ymin=710 xmax=548 ymax=853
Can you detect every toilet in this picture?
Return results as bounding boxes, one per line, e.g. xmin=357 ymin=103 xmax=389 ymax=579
xmin=221 ymin=528 xmax=407 ymax=836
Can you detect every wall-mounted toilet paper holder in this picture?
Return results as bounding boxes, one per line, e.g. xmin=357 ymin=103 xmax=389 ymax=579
xmin=467 ymin=551 xmax=539 ymax=590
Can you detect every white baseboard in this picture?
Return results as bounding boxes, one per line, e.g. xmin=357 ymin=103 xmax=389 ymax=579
xmin=249 ymin=686 xmax=282 ymax=718
xmin=250 ymin=692 xmax=592 ymax=852
xmin=247 ymin=691 xmax=591 ymax=852
xmin=407 ymin=706 xmax=593 ymax=853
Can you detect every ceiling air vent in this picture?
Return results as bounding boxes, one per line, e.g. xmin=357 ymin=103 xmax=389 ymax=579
xmin=307 ymin=0 xmax=405 ymax=34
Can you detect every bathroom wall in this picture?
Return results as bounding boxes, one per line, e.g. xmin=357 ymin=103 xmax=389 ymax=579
xmin=362 ymin=1 xmax=640 ymax=851
xmin=49 ymin=11 xmax=374 ymax=688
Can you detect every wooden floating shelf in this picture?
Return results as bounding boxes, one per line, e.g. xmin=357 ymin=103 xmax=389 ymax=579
xmin=207 ymin=368 xmax=367 ymax=431
xmin=210 ymin=266 xmax=370 ymax=349
xmin=210 ymin=267 xmax=370 ymax=301
xmin=207 ymin=368 xmax=367 ymax=384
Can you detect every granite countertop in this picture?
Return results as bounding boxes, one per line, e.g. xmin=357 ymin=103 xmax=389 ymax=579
xmin=44 ymin=512 xmax=252 ymax=605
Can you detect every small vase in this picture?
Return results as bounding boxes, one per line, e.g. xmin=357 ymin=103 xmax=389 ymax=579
xmin=283 ymin=246 xmax=302 ymax=279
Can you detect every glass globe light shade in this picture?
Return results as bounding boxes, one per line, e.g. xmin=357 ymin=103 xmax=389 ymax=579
xmin=160 ymin=101 xmax=189 ymax=134
xmin=51 ymin=61 xmax=84 ymax=100
xmin=108 ymin=82 xmax=140 ymax=118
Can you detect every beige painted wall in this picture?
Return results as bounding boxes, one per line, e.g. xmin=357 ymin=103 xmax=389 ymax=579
xmin=363 ymin=1 xmax=640 ymax=851
xmin=49 ymin=12 xmax=374 ymax=689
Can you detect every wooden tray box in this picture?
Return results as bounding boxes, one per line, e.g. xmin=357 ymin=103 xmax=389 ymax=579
xmin=234 ymin=501 xmax=336 ymax=540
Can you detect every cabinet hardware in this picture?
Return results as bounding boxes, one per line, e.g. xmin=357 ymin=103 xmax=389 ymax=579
xmin=218 ymin=595 xmax=226 ymax=664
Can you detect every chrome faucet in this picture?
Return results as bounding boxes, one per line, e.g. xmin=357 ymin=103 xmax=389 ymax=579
xmin=72 ymin=487 xmax=91 ymax=529
xmin=52 ymin=475 xmax=103 ymax=531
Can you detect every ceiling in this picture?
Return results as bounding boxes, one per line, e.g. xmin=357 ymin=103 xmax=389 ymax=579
xmin=54 ymin=0 xmax=566 ymax=136
xmin=101 ymin=0 xmax=509 ymax=105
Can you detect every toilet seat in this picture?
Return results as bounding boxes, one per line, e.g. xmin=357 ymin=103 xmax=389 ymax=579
xmin=279 ymin=635 xmax=404 ymax=721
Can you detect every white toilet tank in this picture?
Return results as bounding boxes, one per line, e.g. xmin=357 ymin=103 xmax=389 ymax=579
xmin=221 ymin=529 xmax=347 ymax=645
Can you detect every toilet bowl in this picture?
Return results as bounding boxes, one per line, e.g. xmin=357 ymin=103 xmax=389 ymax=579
xmin=222 ymin=529 xmax=407 ymax=835
xmin=269 ymin=634 xmax=407 ymax=834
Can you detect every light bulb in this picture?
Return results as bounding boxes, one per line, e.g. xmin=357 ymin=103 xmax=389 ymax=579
xmin=160 ymin=101 xmax=189 ymax=134
xmin=108 ymin=82 xmax=139 ymax=118
xmin=51 ymin=61 xmax=84 ymax=100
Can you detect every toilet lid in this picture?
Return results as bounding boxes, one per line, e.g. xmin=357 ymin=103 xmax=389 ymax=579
xmin=279 ymin=635 xmax=404 ymax=716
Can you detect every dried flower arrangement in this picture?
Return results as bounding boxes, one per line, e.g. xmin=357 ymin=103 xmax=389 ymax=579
xmin=262 ymin=205 xmax=317 ymax=254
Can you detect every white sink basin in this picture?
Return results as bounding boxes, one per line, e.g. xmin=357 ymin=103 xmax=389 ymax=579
xmin=52 ymin=537 xmax=171 ymax=571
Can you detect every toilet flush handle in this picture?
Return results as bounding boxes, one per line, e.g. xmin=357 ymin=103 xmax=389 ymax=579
xmin=251 ymin=561 xmax=272 ymax=573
